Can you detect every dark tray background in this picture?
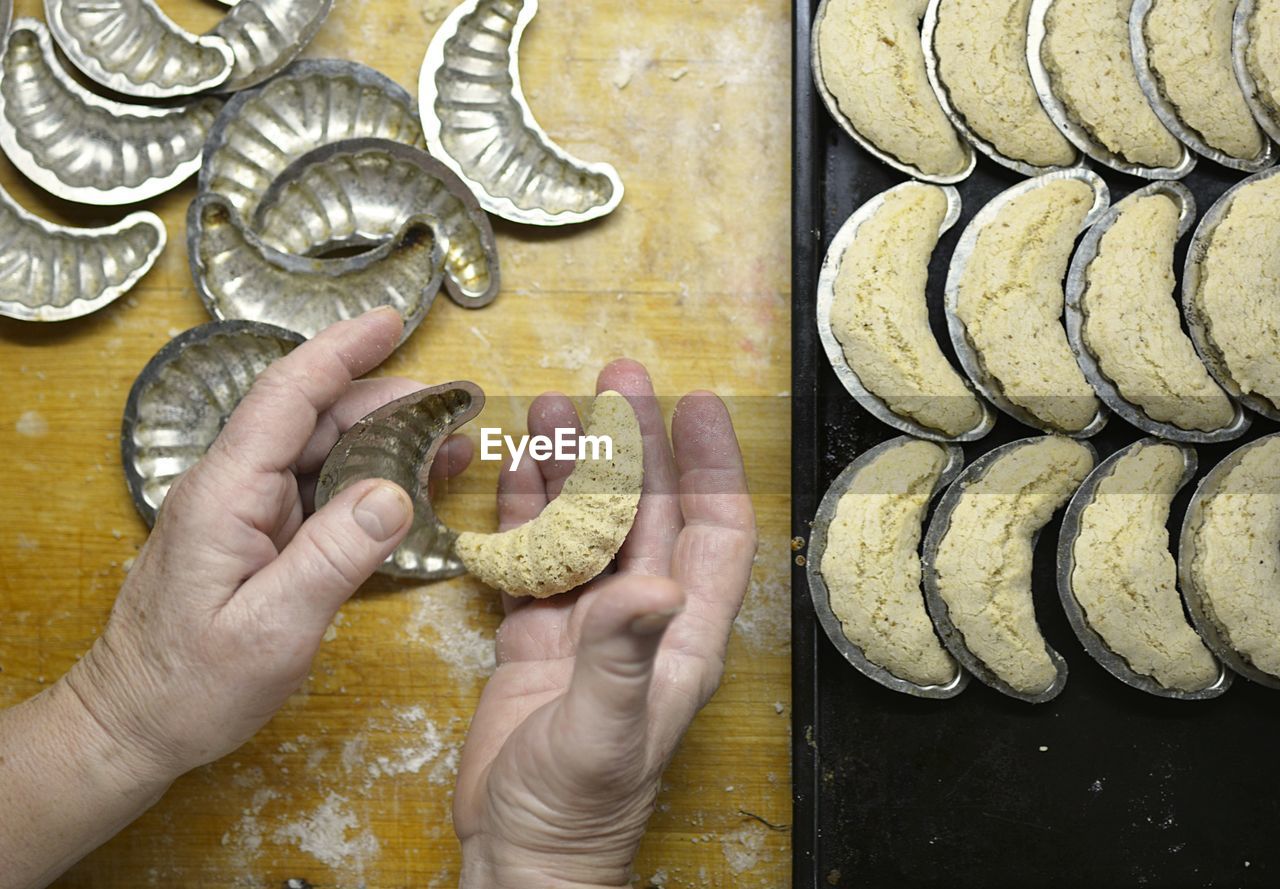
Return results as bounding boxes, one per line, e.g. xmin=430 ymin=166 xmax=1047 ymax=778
xmin=790 ymin=2 xmax=1280 ymax=887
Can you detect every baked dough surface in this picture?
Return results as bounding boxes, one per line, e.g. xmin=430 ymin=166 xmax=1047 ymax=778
xmin=933 ymin=435 xmax=1093 ymax=694
xmin=456 ymin=392 xmax=642 ymax=598
xmin=1194 ymin=174 xmax=1280 ymax=410
xmin=817 ymin=0 xmax=968 ymax=176
xmin=955 ymin=178 xmax=1099 ymax=432
xmin=934 ymin=0 xmax=1076 ymax=167
xmin=822 ymin=440 xmax=958 ymax=686
xmin=1145 ymin=0 xmax=1263 ymax=159
xmin=830 ymin=184 xmax=984 ymax=436
xmin=1072 ymin=443 xmax=1218 ymax=692
xmin=1042 ymin=0 xmax=1182 ymax=167
xmin=1081 ymin=193 xmax=1234 ymax=431
xmin=1246 ymin=0 xmax=1280 ymax=126
xmin=1190 ymin=436 xmax=1280 ymax=680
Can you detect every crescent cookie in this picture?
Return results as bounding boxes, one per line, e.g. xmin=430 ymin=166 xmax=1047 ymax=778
xmin=933 ymin=0 xmax=1076 ymax=168
xmin=816 ymin=0 xmax=968 ymax=177
xmin=1081 ymin=193 xmax=1234 ymax=431
xmin=1245 ymin=0 xmax=1280 ymax=130
xmin=1041 ymin=0 xmax=1182 ymax=167
xmin=456 ymin=391 xmax=643 ymax=598
xmin=1071 ymin=443 xmax=1218 ymax=692
xmin=932 ymin=435 xmax=1094 ymax=694
xmin=1143 ymin=0 xmax=1264 ymax=160
xmin=954 ymin=177 xmax=1100 ymax=432
xmin=1192 ymin=174 xmax=1280 ymax=411
xmin=1188 ymin=436 xmax=1280 ymax=681
xmin=821 ymin=439 xmax=958 ymax=686
xmin=830 ymin=184 xmax=984 ymax=437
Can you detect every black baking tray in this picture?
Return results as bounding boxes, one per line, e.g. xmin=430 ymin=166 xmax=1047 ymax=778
xmin=790 ymin=3 xmax=1280 ymax=887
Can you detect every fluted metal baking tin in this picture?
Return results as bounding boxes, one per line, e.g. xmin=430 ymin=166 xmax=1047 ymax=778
xmin=418 ymin=0 xmax=625 ymax=225
xmin=187 ymin=194 xmax=444 ymax=343
xmin=1177 ymin=432 xmax=1280 ymax=690
xmin=943 ymin=168 xmax=1110 ymax=437
xmin=1026 ymin=0 xmax=1196 ymax=179
xmin=253 ymin=138 xmax=501 ymax=309
xmin=0 ymin=182 xmax=165 ymax=322
xmin=210 ymin=0 xmax=332 ymax=93
xmin=1056 ymin=440 xmax=1232 ymax=699
xmin=43 ymin=0 xmax=234 ymax=98
xmin=807 ymin=436 xmax=970 ymax=698
xmin=1181 ymin=165 xmax=1280 ymax=421
xmin=0 ymin=20 xmax=221 ymax=205
xmin=815 ymin=183 xmax=994 ymax=443
xmin=921 ymin=0 xmax=1083 ymax=177
xmin=1233 ymin=0 xmax=1280 ymax=144
xmin=809 ymin=0 xmax=975 ymax=185
xmin=1064 ymin=181 xmax=1250 ymax=442
xmin=199 ymin=60 xmax=425 ymax=225
xmin=1129 ymin=0 xmax=1273 ymax=172
xmin=316 ymin=382 xmax=486 ymax=580
xmin=120 ymin=321 xmax=304 ymax=525
xmin=921 ymin=436 xmax=1093 ymax=703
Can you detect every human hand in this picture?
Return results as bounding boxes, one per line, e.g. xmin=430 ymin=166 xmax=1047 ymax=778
xmin=452 ymin=359 xmax=758 ymax=889
xmin=60 ymin=309 xmax=471 ymax=787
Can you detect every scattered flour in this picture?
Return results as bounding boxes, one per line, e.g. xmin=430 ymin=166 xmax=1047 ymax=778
xmin=273 ymin=791 xmax=379 ymax=871
xmin=732 ymin=538 xmax=789 ymax=653
xmin=611 ymin=47 xmax=654 ymax=89
xmin=537 ymin=342 xmax=593 ymax=371
xmin=420 ymin=0 xmax=453 ymax=23
xmin=405 ymin=586 xmax=497 ymax=682
xmin=15 ymin=410 xmax=48 ymax=438
xmin=721 ymin=821 xmax=768 ymax=874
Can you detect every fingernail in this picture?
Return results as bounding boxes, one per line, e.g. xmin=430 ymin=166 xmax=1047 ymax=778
xmin=361 ymin=306 xmax=401 ymax=320
xmin=353 ymin=484 xmax=411 ymax=541
xmin=629 ymin=606 xmax=683 ymax=635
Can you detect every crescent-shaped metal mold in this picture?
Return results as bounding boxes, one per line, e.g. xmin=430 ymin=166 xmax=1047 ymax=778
xmin=199 ymin=60 xmax=426 ymax=225
xmin=43 ymin=0 xmax=234 ymax=98
xmin=209 ymin=0 xmax=333 ymax=93
xmin=120 ymin=321 xmax=305 ymax=525
xmin=187 ymin=194 xmax=444 ymax=343
xmin=0 ymin=182 xmax=165 ymax=322
xmin=316 ymin=382 xmax=486 ymax=580
xmin=418 ymin=0 xmax=625 ymax=225
xmin=253 ymin=138 xmax=501 ymax=309
xmin=0 ymin=20 xmax=222 ymax=205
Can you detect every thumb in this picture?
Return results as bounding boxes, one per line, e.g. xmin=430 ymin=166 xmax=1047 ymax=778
xmin=238 ymin=479 xmax=413 ymax=638
xmin=556 ymin=575 xmax=685 ymax=768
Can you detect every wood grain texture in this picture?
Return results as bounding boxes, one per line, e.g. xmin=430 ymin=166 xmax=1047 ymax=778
xmin=0 ymin=0 xmax=791 ymax=885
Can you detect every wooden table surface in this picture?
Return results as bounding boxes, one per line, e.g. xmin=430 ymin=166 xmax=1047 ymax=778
xmin=0 ymin=0 xmax=792 ymax=885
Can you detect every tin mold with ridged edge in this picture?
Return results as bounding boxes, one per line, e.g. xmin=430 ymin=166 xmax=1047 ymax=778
xmin=187 ymin=194 xmax=445 ymax=343
xmin=809 ymin=0 xmax=975 ymax=185
xmin=0 ymin=19 xmax=221 ymax=205
xmin=921 ymin=0 xmax=1084 ymax=177
xmin=1181 ymin=165 xmax=1280 ymax=421
xmin=921 ymin=436 xmax=1095 ymax=704
xmin=1064 ymin=180 xmax=1250 ymax=443
xmin=1026 ymin=0 xmax=1196 ymax=179
xmin=1177 ymin=432 xmax=1280 ymax=690
xmin=418 ymin=0 xmax=625 ymax=225
xmin=806 ymin=436 xmax=970 ymax=699
xmin=1129 ymin=0 xmax=1274 ymax=173
xmin=942 ymin=168 xmax=1111 ymax=437
xmin=1056 ymin=439 xmax=1233 ymax=700
xmin=43 ymin=0 xmax=234 ymax=98
xmin=253 ymin=138 xmax=501 ymax=309
xmin=120 ymin=321 xmax=305 ymax=526
xmin=815 ymin=182 xmax=995 ymax=443
xmin=210 ymin=0 xmax=333 ymax=93
xmin=199 ymin=59 xmax=425 ymax=225
xmin=316 ymin=382 xmax=486 ymax=580
xmin=0 ymin=182 xmax=165 ymax=322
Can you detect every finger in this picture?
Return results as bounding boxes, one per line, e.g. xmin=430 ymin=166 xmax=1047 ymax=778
xmin=234 ymin=478 xmax=413 ymax=638
xmin=207 ymin=308 xmax=404 ymax=479
xmin=296 ymin=377 xmax=426 ymax=474
xmin=664 ymin=392 xmax=757 ymax=700
xmin=428 ymin=433 xmax=474 ymax=499
xmin=497 ymin=448 xmax=546 ymax=531
xmin=526 ymin=393 xmax=583 ymax=500
xmin=597 ymin=359 xmax=682 ymax=576
xmin=554 ymin=574 xmax=685 ymax=774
